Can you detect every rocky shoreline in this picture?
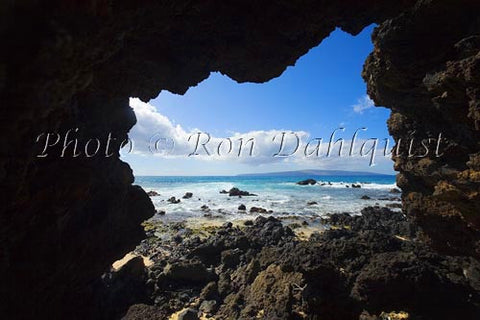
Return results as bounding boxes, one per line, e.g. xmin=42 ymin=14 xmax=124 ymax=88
xmin=95 ymin=206 xmax=480 ymax=319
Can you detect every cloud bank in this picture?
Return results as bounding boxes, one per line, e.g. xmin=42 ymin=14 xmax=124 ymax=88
xmin=126 ymin=98 xmax=393 ymax=170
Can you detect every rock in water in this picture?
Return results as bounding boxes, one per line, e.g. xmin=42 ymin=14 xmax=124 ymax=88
xmin=182 ymin=192 xmax=193 ymax=199
xmin=167 ymin=197 xmax=181 ymax=204
xmin=228 ymin=187 xmax=256 ymax=196
xmin=296 ymin=179 xmax=317 ymax=185
xmin=250 ymin=207 xmax=268 ymax=213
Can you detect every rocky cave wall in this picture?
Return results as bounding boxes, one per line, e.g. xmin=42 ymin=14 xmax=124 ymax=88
xmin=1 ymin=0 xmax=479 ymax=318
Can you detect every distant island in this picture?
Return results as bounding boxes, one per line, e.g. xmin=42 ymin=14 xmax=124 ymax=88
xmin=237 ymin=169 xmax=394 ymax=177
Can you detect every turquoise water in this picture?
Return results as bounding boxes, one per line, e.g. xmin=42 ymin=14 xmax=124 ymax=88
xmin=135 ymin=175 xmax=398 ymax=221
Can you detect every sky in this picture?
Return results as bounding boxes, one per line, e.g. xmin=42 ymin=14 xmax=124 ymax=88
xmin=122 ymin=24 xmax=396 ymax=176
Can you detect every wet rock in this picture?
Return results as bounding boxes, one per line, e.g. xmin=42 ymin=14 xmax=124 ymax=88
xmin=352 ymin=184 xmax=362 ymax=188
xmin=389 ymin=188 xmax=401 ymax=194
xmin=244 ymin=220 xmax=254 ymax=226
xmin=228 ymin=187 xmax=256 ymax=196
xmin=182 ymin=192 xmax=193 ymax=199
xmin=201 ymin=205 xmax=210 ymax=212
xmin=307 ymin=201 xmax=318 ymax=205
xmin=156 ymin=210 xmax=166 ymax=215
xmin=147 ymin=191 xmax=160 ymax=197
xmin=219 ymin=190 xmax=228 ymax=194
xmin=238 ymin=204 xmax=246 ymax=211
xmin=361 ymin=195 xmax=372 ymax=200
xmin=296 ymin=179 xmax=317 ymax=185
xmin=250 ymin=207 xmax=268 ymax=214
xmin=168 ymin=197 xmax=181 ymax=204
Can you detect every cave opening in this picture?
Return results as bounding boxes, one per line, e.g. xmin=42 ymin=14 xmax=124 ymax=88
xmin=122 ymin=24 xmax=395 ymax=176
xmin=112 ymin=25 xmax=404 ymax=318
xmin=118 ymin=24 xmax=399 ymax=229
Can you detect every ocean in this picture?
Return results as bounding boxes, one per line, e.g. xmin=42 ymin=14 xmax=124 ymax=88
xmin=135 ymin=175 xmax=399 ymax=222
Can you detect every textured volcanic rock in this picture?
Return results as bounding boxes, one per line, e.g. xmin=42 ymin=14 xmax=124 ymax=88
xmin=227 ymin=187 xmax=256 ymax=196
xmin=124 ymin=208 xmax=480 ymax=319
xmin=363 ymin=0 xmax=480 ymax=257
xmin=1 ymin=0 xmax=480 ymax=318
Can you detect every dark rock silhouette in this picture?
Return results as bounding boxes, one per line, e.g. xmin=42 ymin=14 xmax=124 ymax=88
xmin=182 ymin=192 xmax=193 ymax=199
xmin=227 ymin=187 xmax=256 ymax=196
xmin=296 ymin=179 xmax=317 ymax=185
xmin=167 ymin=197 xmax=181 ymax=204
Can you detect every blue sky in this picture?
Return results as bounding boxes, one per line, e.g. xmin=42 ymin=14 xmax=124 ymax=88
xmin=122 ymin=24 xmax=395 ymax=176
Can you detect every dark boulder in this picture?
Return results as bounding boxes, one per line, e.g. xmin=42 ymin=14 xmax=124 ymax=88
xmin=250 ymin=207 xmax=268 ymax=214
xmin=167 ymin=197 xmax=181 ymax=204
xmin=228 ymin=187 xmax=256 ymax=196
xmin=296 ymin=179 xmax=317 ymax=185
xmin=163 ymin=261 xmax=216 ymax=284
xmin=182 ymin=192 xmax=193 ymax=199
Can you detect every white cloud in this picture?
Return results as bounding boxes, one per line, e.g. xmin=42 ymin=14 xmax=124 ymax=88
xmin=125 ymin=98 xmax=393 ymax=171
xmin=352 ymin=95 xmax=375 ymax=114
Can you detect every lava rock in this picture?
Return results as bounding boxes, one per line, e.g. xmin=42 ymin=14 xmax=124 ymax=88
xmin=182 ymin=192 xmax=193 ymax=199
xmin=168 ymin=197 xmax=181 ymax=204
xmin=250 ymin=207 xmax=268 ymax=213
xmin=177 ymin=308 xmax=199 ymax=320
xmin=228 ymin=187 xmax=256 ymax=197
xmin=163 ymin=261 xmax=215 ymax=284
xmin=296 ymin=179 xmax=317 ymax=185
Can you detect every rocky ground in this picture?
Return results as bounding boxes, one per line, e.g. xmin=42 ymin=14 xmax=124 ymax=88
xmin=95 ymin=207 xmax=480 ymax=320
